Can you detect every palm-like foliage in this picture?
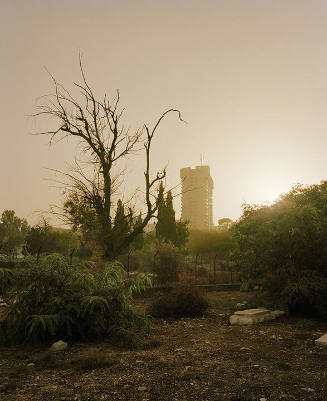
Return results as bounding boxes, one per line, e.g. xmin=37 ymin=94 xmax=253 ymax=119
xmin=0 ymin=254 xmax=150 ymax=345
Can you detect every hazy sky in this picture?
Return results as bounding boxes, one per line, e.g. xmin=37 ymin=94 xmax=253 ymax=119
xmin=1 ymin=0 xmax=327 ymax=225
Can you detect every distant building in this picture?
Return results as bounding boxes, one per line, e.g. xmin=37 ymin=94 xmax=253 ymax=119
xmin=180 ymin=165 xmax=213 ymax=230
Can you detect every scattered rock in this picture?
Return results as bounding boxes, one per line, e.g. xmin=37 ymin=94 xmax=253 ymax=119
xmin=271 ymin=334 xmax=283 ymax=340
xmin=315 ymin=333 xmax=327 ymax=346
xmin=137 ymin=386 xmax=147 ymax=391
xmin=27 ymin=363 xmax=35 ymax=367
xmin=50 ymin=340 xmax=68 ymax=352
xmin=301 ymin=387 xmax=315 ymax=392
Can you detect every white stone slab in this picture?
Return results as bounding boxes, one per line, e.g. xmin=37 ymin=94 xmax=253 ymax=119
xmin=230 ymin=308 xmax=285 ymax=325
xmin=270 ymin=310 xmax=285 ymax=318
xmin=234 ymin=308 xmax=269 ymax=316
xmin=315 ymin=333 xmax=327 ymax=346
xmin=230 ymin=315 xmax=255 ymax=325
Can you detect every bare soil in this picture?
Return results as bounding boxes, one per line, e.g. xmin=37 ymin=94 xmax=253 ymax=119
xmin=1 ymin=291 xmax=327 ymax=401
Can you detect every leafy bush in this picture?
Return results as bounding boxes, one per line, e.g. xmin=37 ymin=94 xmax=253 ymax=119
xmin=0 ymin=254 xmax=151 ymax=345
xmin=153 ymin=242 xmax=182 ymax=286
xmin=233 ymin=181 xmax=327 ymax=317
xmin=150 ymin=282 xmax=209 ymax=318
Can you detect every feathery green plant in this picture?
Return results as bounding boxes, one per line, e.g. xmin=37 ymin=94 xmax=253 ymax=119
xmin=0 ymin=254 xmax=151 ymax=345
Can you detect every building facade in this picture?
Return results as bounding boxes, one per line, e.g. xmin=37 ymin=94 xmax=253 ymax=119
xmin=180 ymin=165 xmax=213 ymax=230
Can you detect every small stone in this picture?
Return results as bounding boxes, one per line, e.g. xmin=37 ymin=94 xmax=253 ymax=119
xmin=315 ymin=333 xmax=327 ymax=346
xmin=301 ymin=387 xmax=315 ymax=392
xmin=260 ymin=398 xmax=267 ymax=401
xmin=27 ymin=363 xmax=35 ymax=367
xmin=138 ymin=386 xmax=147 ymax=391
xmin=240 ymin=347 xmax=250 ymax=351
xmin=50 ymin=340 xmax=67 ymax=352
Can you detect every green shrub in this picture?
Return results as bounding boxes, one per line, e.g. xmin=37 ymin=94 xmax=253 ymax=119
xmin=233 ymin=181 xmax=327 ymax=317
xmin=0 ymin=254 xmax=151 ymax=345
xmin=153 ymin=242 xmax=182 ymax=286
xmin=150 ymin=283 xmax=209 ymax=318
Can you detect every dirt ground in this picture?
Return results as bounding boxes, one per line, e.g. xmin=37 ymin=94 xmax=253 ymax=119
xmin=1 ymin=291 xmax=327 ymax=401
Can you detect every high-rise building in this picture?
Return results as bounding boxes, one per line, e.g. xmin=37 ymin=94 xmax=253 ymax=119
xmin=180 ymin=165 xmax=213 ymax=230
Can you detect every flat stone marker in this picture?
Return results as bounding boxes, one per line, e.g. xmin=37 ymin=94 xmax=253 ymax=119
xmin=230 ymin=308 xmax=285 ymax=325
xmin=315 ymin=333 xmax=327 ymax=346
xmin=235 ymin=308 xmax=269 ymax=316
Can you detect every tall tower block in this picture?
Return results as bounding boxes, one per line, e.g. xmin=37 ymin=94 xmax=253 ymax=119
xmin=180 ymin=165 xmax=213 ymax=230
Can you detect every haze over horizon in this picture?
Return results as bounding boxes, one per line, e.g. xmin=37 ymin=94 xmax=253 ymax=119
xmin=1 ymin=0 xmax=327 ymax=226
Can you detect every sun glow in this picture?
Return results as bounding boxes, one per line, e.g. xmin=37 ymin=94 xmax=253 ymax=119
xmin=244 ymin=173 xmax=294 ymax=207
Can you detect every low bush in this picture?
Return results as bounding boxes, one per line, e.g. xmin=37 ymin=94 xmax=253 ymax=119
xmin=0 ymin=254 xmax=151 ymax=345
xmin=152 ymin=242 xmax=185 ymax=286
xmin=150 ymin=283 xmax=209 ymax=318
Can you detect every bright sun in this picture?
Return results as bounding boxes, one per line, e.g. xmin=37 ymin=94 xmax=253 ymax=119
xmin=245 ymin=174 xmax=293 ymax=206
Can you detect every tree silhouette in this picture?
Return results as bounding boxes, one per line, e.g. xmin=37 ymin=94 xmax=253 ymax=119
xmin=34 ymin=56 xmax=185 ymax=260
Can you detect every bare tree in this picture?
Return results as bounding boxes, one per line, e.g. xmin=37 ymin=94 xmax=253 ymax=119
xmin=34 ymin=57 xmax=184 ymax=260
